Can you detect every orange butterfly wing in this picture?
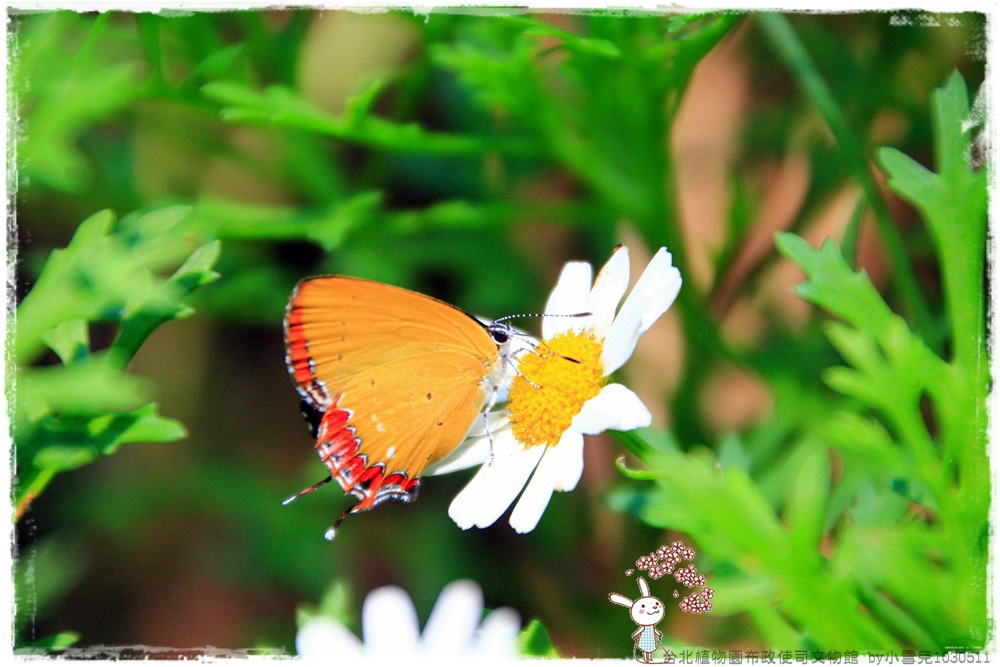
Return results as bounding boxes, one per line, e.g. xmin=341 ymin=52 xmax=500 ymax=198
xmin=284 ymin=276 xmax=500 ymax=514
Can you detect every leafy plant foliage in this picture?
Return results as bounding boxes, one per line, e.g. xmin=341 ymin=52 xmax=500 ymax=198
xmin=12 ymin=207 xmax=220 ymax=518
xmin=613 ymin=71 xmax=988 ymax=652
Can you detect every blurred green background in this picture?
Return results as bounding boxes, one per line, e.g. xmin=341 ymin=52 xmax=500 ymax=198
xmin=7 ymin=9 xmax=990 ymax=657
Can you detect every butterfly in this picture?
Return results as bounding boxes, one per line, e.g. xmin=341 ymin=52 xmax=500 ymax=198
xmin=282 ymin=276 xmax=520 ymax=539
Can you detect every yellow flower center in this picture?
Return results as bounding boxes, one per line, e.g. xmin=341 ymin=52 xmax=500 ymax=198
xmin=508 ymin=331 xmax=606 ymax=447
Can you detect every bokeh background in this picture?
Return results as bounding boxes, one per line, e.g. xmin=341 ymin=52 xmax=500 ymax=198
xmin=7 ymin=8 xmax=990 ymax=658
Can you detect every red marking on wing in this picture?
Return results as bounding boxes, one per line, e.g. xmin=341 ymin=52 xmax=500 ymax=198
xmin=284 ymin=294 xmax=333 ymax=409
xmin=315 ymin=399 xmax=420 ymax=513
xmin=284 ymin=303 xmax=316 ymax=390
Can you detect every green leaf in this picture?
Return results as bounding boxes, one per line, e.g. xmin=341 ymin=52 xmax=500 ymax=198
xmin=16 ymin=356 xmax=152 ymax=419
xmin=716 ymin=433 xmax=752 ymax=473
xmin=709 ymin=575 xmax=780 ymax=616
xmin=112 ymin=239 xmax=222 ymax=360
xmin=86 ymin=402 xmax=188 ymax=454
xmin=174 ymin=239 xmax=223 ymax=287
xmin=118 ymin=204 xmax=191 ymax=242
xmin=615 ymin=444 xmax=899 ymax=651
xmin=18 ymin=62 xmax=140 ymax=192
xmin=33 ymin=445 xmax=99 ymax=472
xmin=294 ymin=580 xmax=356 ymax=632
xmin=67 ymin=207 xmax=116 ymax=249
xmin=182 ymin=44 xmax=246 ymax=90
xmin=777 ymin=72 xmax=991 ymax=647
xmin=431 ymin=34 xmax=542 ymax=124
xmin=783 ymin=445 xmax=830 ymax=553
xmin=40 ymin=319 xmax=89 ymax=364
xmin=778 ymin=239 xmax=946 ymax=500
xmin=773 ymin=233 xmax=896 ymax=335
xmin=877 ymin=71 xmax=987 ymax=376
xmin=18 ymin=632 xmax=81 ymax=652
xmin=15 ymin=208 xmax=196 ymax=365
xmin=13 ymin=204 xmax=218 ymax=517
xmin=16 ymin=402 xmax=186 ymax=518
xmin=517 ymin=618 xmax=560 ymax=658
xmin=201 ymin=81 xmax=534 ymax=157
xmin=826 ymin=319 xmax=945 ymax=401
xmin=12 ymin=12 xmax=140 ymax=194
xmin=343 ymin=79 xmax=387 ymax=128
xmin=307 ymin=192 xmax=383 ymax=251
xmin=822 ymin=412 xmax=918 ymax=495
xmin=316 ymin=581 xmax=355 ymax=627
xmin=510 ymin=16 xmax=620 ymax=58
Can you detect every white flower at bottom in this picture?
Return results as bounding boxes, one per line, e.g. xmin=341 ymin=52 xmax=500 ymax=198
xmin=296 ymin=580 xmax=520 ymax=659
xmin=440 ymin=245 xmax=682 ymax=534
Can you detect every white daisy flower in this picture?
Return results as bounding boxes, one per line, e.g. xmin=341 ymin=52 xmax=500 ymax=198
xmin=435 ymin=245 xmax=682 ymax=534
xmin=296 ymin=579 xmax=520 ymax=659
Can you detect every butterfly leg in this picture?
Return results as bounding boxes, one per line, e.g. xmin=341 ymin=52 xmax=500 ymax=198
xmin=508 ymin=347 xmax=543 ymax=389
xmin=480 ymin=385 xmax=503 ymax=466
xmin=478 ymin=344 xmax=541 ymax=466
xmin=482 ymin=412 xmax=496 ymax=466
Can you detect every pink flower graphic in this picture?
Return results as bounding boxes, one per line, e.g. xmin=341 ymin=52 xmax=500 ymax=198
xmin=623 ymin=542 xmax=715 ymax=615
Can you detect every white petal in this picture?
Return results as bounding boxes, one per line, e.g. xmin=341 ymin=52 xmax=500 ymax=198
xmin=295 ymin=617 xmax=362 ymax=659
xmin=508 ymin=445 xmax=559 ymax=534
xmin=551 ymin=428 xmax=585 ymax=492
xmin=425 ymin=413 xmax=511 ymax=476
xmin=462 ymin=411 xmax=511 ymax=439
xmin=448 ymin=432 xmax=545 ymax=530
xmin=363 ymin=586 xmax=420 ymax=655
xmin=587 ymin=245 xmax=630 ymax=341
xmin=421 ymin=580 xmax=484 ymax=655
xmin=572 ymin=383 xmax=652 ymax=434
xmin=602 ymin=247 xmax=682 ymax=375
xmin=474 ymin=608 xmax=521 ymax=656
xmin=542 ymin=261 xmax=593 ymax=339
xmin=424 ymin=435 xmax=490 ymax=476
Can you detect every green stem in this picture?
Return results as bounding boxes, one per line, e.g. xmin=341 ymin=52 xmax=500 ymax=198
xmin=14 ymin=467 xmax=59 ymax=521
xmin=925 ymin=74 xmax=988 ymax=383
xmin=840 ymin=196 xmax=867 ymax=269
xmin=135 ymin=14 xmax=166 ymax=90
xmin=857 ymin=584 xmax=940 ymax=651
xmin=74 ymin=11 xmax=111 ymax=62
xmin=544 ymin=119 xmax=654 ymax=223
xmin=889 ymin=403 xmax=946 ymax=502
xmin=610 ymin=429 xmax=660 ymax=461
xmin=652 ymin=81 xmax=738 ymax=447
xmin=756 ymin=13 xmax=933 ymax=340
xmin=220 ymin=106 xmax=540 ymax=159
xmin=14 ymin=282 xmax=79 ymax=366
xmin=192 ymin=197 xmax=596 ymax=242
